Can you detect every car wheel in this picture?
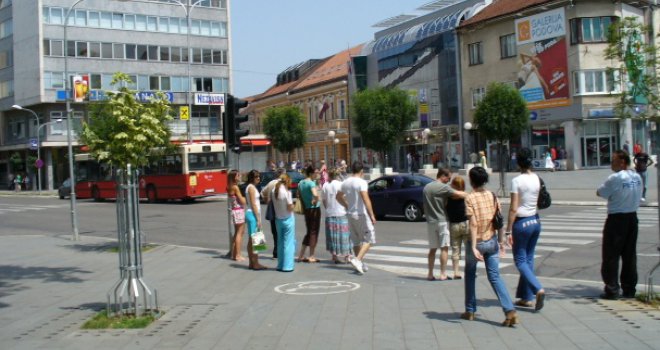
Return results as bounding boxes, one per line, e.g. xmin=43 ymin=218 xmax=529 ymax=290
xmin=404 ymin=202 xmax=422 ymax=222
xmin=59 ymin=194 xmax=65 ymax=200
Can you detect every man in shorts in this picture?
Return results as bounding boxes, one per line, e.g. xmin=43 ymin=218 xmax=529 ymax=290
xmin=423 ymin=168 xmax=466 ymax=281
xmin=337 ymin=161 xmax=377 ymax=274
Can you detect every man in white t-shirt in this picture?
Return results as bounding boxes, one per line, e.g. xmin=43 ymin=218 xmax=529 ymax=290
xmin=337 ymin=161 xmax=376 ymax=274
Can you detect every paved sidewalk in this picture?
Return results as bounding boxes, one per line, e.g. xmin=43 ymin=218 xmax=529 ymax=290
xmin=0 ymin=234 xmax=658 ymax=349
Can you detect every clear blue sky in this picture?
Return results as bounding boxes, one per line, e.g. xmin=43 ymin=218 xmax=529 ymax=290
xmin=231 ymin=1 xmax=428 ymax=98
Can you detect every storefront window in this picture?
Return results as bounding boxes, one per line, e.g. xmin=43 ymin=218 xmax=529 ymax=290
xmin=581 ymin=120 xmax=617 ymax=167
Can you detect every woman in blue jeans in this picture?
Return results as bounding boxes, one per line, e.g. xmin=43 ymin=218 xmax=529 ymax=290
xmin=463 ymin=167 xmax=518 ymax=326
xmin=505 ymin=148 xmax=546 ymax=311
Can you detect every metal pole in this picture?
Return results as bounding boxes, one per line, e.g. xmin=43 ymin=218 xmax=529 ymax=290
xmin=186 ymin=5 xmax=192 ymax=143
xmin=27 ymin=109 xmax=41 ymax=194
xmin=64 ymin=0 xmax=84 ymax=241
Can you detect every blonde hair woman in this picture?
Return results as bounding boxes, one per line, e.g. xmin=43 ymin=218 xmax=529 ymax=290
xmin=227 ymin=170 xmax=246 ymax=262
xmin=272 ymin=173 xmax=296 ymax=272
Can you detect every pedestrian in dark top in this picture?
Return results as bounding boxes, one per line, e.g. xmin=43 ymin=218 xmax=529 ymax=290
xmin=597 ymin=150 xmax=642 ymax=300
xmin=447 ymin=176 xmax=469 ymax=280
xmin=633 ymin=151 xmax=654 ymax=202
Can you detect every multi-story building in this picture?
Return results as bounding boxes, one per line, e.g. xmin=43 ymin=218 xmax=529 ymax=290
xmin=351 ymin=0 xmax=491 ymax=172
xmin=458 ymin=0 xmax=656 ymax=170
xmin=249 ymin=45 xmax=360 ymax=168
xmin=0 ymin=0 xmax=230 ymax=189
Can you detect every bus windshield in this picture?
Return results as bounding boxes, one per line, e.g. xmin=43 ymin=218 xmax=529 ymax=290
xmin=187 ymin=151 xmax=226 ymax=171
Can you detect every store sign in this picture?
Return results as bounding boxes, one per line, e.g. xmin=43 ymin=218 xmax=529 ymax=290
xmin=135 ymin=91 xmax=174 ymax=102
xmin=194 ymin=93 xmax=225 ymax=105
xmin=588 ymin=108 xmax=615 ymax=118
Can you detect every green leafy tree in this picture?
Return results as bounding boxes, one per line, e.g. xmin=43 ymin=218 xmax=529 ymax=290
xmin=352 ymin=87 xmax=417 ymax=169
xmin=474 ymin=82 xmax=529 ymax=195
xmin=262 ymin=105 xmax=306 ymax=162
xmin=80 ymin=73 xmax=174 ymax=170
xmin=604 ymin=17 xmax=659 ymax=120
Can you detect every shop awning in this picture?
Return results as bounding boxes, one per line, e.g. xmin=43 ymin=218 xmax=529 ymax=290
xmin=241 ymin=139 xmax=271 ymax=146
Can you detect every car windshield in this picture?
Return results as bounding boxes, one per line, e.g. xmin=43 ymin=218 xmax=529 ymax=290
xmin=401 ymin=176 xmax=433 ymax=188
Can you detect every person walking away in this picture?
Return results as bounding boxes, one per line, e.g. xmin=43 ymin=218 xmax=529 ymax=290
xmin=227 ymin=170 xmax=246 ymax=262
xmin=322 ymin=168 xmax=352 ymax=264
xmin=422 ymin=168 xmax=466 ymax=281
xmin=597 ymin=150 xmax=643 ymax=299
xmin=336 ymin=161 xmax=377 ymax=274
xmin=478 ymin=151 xmax=488 ymax=168
xmin=297 ymin=165 xmax=322 ymax=263
xmin=245 ymin=170 xmax=267 ymax=270
xmin=505 ymin=148 xmax=546 ymax=311
xmin=272 ymin=174 xmax=296 ymax=272
xmin=462 ymin=166 xmax=518 ymax=326
xmin=633 ymin=150 xmax=654 ymax=202
xmin=447 ymin=176 xmax=470 ymax=280
xmin=261 ymin=168 xmax=285 ymax=258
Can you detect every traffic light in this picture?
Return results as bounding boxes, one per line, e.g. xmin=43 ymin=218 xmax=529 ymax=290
xmin=223 ymin=94 xmax=250 ymax=151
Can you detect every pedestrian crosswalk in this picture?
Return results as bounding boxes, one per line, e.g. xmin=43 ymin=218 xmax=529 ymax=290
xmin=365 ymin=207 xmax=659 ymax=277
xmin=0 ymin=203 xmax=68 ymax=214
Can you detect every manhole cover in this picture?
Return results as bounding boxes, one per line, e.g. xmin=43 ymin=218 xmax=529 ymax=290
xmin=274 ymin=281 xmax=360 ymax=295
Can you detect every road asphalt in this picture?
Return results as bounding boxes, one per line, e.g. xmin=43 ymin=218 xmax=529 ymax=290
xmin=0 ymin=167 xmax=658 ymax=349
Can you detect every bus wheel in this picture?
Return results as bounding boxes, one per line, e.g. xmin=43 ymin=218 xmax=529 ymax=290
xmin=92 ymin=186 xmax=104 ymax=202
xmin=146 ymin=186 xmax=158 ymax=203
xmin=182 ymin=197 xmax=195 ymax=203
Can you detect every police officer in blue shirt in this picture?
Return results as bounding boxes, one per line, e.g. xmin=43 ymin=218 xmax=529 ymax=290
xmin=597 ymin=150 xmax=643 ymax=300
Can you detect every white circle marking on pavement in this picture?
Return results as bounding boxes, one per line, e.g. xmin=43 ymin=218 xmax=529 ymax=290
xmin=274 ymin=281 xmax=360 ymax=295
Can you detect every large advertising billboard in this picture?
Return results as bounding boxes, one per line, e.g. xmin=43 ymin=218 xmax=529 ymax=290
xmin=515 ymin=7 xmax=570 ymax=110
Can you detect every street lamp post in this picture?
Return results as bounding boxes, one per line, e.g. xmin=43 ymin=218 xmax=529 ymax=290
xmin=422 ymin=128 xmax=430 ymax=167
xmin=464 ymin=122 xmax=473 ymax=166
xmin=168 ymin=0 xmax=207 ymax=143
xmin=12 ymin=105 xmax=41 ymax=194
xmin=328 ymin=130 xmax=338 ymax=166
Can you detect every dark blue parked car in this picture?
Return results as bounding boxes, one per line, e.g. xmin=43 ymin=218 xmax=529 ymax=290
xmin=368 ymin=174 xmax=434 ymax=222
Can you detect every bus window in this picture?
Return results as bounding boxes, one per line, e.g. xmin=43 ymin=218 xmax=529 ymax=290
xmin=188 ymin=151 xmax=225 ymax=171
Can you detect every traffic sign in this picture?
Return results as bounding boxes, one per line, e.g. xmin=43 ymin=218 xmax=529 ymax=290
xmin=35 ymin=159 xmax=44 ymax=169
xmin=180 ymin=106 xmax=189 ymax=120
xmin=29 ymin=138 xmax=38 ymax=150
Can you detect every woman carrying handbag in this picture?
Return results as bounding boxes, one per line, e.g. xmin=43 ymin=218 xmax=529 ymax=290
xmin=245 ymin=170 xmax=267 ymax=270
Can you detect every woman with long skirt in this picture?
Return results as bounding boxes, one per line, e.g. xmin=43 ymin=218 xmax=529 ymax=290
xmin=462 ymin=166 xmax=518 ymax=327
xmin=272 ymin=173 xmax=296 ymax=272
xmin=322 ymin=168 xmax=352 ymax=263
xmin=506 ymin=148 xmax=546 ymax=311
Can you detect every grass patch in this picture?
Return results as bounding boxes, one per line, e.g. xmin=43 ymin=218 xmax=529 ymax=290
xmin=635 ymin=292 xmax=660 ymax=308
xmin=82 ymin=310 xmax=161 ymax=329
xmin=106 ymin=244 xmax=157 ymax=253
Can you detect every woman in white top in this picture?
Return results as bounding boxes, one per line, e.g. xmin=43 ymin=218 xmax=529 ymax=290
xmin=272 ymin=173 xmax=296 ymax=272
xmin=322 ymin=168 xmax=352 ymax=263
xmin=245 ymin=170 xmax=266 ymax=270
xmin=505 ymin=148 xmax=546 ymax=311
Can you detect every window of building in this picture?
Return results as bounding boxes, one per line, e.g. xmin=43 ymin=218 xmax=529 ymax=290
xmin=124 ymin=14 xmax=135 ymax=30
xmin=0 ymin=18 xmax=12 ymax=38
xmin=43 ymin=40 xmax=50 ymax=56
xmin=192 ymin=48 xmax=202 ymax=63
xmin=147 ymin=16 xmax=157 ymax=31
xmin=76 ymin=41 xmax=88 ymax=57
xmin=75 ymin=9 xmax=87 ymax=26
xmin=201 ymin=20 xmax=211 ymax=36
xmin=181 ymin=47 xmax=189 ymax=63
xmin=101 ymin=42 xmax=112 ymax=58
xmin=180 ymin=18 xmax=188 ymax=34
xmin=148 ymin=45 xmax=158 ymax=60
xmin=100 ymin=12 xmax=112 ymax=28
xmin=468 ymin=42 xmax=482 ymax=65
xmin=135 ymin=15 xmax=147 ymax=31
xmin=88 ymin=11 xmax=100 ymax=27
xmin=113 ymin=43 xmax=124 ymax=59
xmin=112 ymin=13 xmax=123 ymax=29
xmin=158 ymin=17 xmax=169 ymax=32
xmin=161 ymin=76 xmax=171 ymax=90
xmin=44 ymin=71 xmax=64 ymax=89
xmin=90 ymin=74 xmax=101 ymax=89
xmin=202 ymin=49 xmax=212 ymax=64
xmin=573 ymin=69 xmax=620 ymax=95
xmin=149 ymin=76 xmax=160 ymax=90
xmin=66 ymin=41 xmax=75 ymax=57
xmin=570 ymin=17 xmax=616 ymax=44
xmin=0 ymin=79 xmax=13 ymax=98
xmin=137 ymin=45 xmax=147 ymax=60
xmin=137 ymin=75 xmax=149 ymax=90
xmin=340 ymin=100 xmax=346 ymax=119
xmin=50 ymin=112 xmax=65 ymax=135
xmin=125 ymin=44 xmax=136 ymax=59
xmin=211 ymin=22 xmax=221 ymax=36
xmin=160 ymin=46 xmax=170 ymax=61
xmin=0 ymin=48 xmax=12 ymax=69
xmin=9 ymin=117 xmax=25 ymax=138
xmin=88 ymin=42 xmax=100 ymax=58
xmin=500 ymin=33 xmax=516 ymax=59
xmin=171 ymin=47 xmax=181 ymax=62
xmin=191 ymin=20 xmax=201 ymax=35
xmin=50 ymin=8 xmax=63 ymax=25
xmin=51 ymin=40 xmax=63 ymax=56
xmin=193 ymin=77 xmax=212 ymax=92
xmin=471 ymin=86 xmax=486 ymax=108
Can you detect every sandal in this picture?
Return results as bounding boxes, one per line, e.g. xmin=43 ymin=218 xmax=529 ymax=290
xmin=515 ymin=300 xmax=534 ymax=307
xmin=307 ymin=257 xmax=320 ymax=263
xmin=502 ymin=310 xmax=519 ymax=327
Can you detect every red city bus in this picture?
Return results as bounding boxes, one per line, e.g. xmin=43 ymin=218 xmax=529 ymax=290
xmin=74 ymin=143 xmax=229 ymax=202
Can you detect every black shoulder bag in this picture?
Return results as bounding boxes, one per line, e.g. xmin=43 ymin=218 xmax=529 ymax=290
xmin=491 ymin=192 xmax=504 ymax=230
xmin=537 ymin=176 xmax=552 ymax=210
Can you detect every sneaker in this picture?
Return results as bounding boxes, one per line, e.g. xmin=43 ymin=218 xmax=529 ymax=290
xmin=641 ymin=197 xmax=646 ymax=202
xmin=599 ymin=292 xmax=619 ymax=300
xmin=362 ymin=262 xmax=369 ymax=272
xmin=349 ymin=257 xmax=364 ymax=274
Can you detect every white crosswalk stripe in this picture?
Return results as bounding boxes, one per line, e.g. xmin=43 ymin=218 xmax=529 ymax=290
xmin=0 ymin=203 xmax=68 ymax=214
xmin=366 ymin=207 xmax=657 ymax=277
